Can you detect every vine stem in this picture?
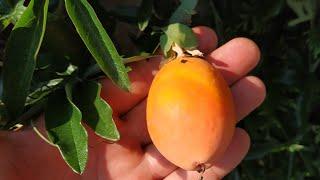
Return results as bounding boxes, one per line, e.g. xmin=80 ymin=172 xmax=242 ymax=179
xmin=123 ymin=55 xmax=161 ymax=64
xmin=30 ymin=119 xmax=56 ymax=147
xmin=83 ymin=55 xmax=162 ymax=79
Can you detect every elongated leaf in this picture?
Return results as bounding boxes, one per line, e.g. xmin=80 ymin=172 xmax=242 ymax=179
xmin=162 ymin=23 xmax=197 ymax=49
xmin=307 ymin=28 xmax=320 ymax=60
xmin=245 ymin=142 xmax=303 ymax=160
xmin=287 ymin=0 xmax=314 ymax=26
xmin=3 ymin=0 xmax=49 ymax=120
xmin=64 ymin=0 xmax=130 ymax=91
xmin=245 ymin=142 xmax=286 ymax=160
xmin=0 ymin=0 xmax=26 ymax=31
xmin=73 ymin=81 xmax=119 ymax=141
xmin=137 ymin=0 xmax=153 ymax=31
xmin=169 ymin=0 xmax=198 ymax=24
xmin=45 ymin=86 xmax=88 ymax=174
xmin=26 ymin=78 xmax=64 ymax=106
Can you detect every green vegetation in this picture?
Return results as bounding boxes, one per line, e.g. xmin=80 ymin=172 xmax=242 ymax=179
xmin=0 ymin=0 xmax=319 ymax=178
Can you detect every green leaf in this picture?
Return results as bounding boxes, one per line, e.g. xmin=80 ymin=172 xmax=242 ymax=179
xmin=2 ymin=0 xmax=49 ymax=120
xmin=160 ymin=34 xmax=173 ymax=57
xmin=287 ymin=0 xmax=315 ymax=26
xmin=307 ymin=28 xmax=320 ymax=60
xmin=169 ymin=0 xmax=198 ymax=24
xmin=245 ymin=142 xmax=289 ymax=160
xmin=288 ymin=144 xmax=304 ymax=152
xmin=0 ymin=0 xmax=26 ymax=31
xmin=26 ymin=78 xmax=64 ymax=106
xmin=45 ymin=86 xmax=88 ymax=174
xmin=246 ymin=141 xmax=305 ymax=160
xmin=162 ymin=23 xmax=197 ymax=49
xmin=73 ymin=81 xmax=120 ymax=141
xmin=137 ymin=0 xmax=153 ymax=31
xmin=64 ymin=0 xmax=131 ymax=91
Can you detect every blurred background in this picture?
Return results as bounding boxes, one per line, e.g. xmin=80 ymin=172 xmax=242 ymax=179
xmin=1 ymin=0 xmax=320 ymax=179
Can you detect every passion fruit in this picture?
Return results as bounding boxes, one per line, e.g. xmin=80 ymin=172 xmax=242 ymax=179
xmin=146 ymin=56 xmax=236 ymax=170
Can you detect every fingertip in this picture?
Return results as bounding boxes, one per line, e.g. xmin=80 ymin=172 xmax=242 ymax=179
xmin=164 ymin=128 xmax=250 ymax=180
xmin=231 ymin=37 xmax=261 ymax=66
xmin=100 ymin=57 xmax=162 ymax=115
xmin=137 ymin=145 xmax=177 ymax=179
xmin=232 ymin=76 xmax=266 ymax=121
xmin=206 ymin=37 xmax=261 ymax=84
xmin=192 ymin=26 xmax=218 ymax=54
xmin=246 ymin=76 xmax=266 ymax=104
xmin=209 ymin=128 xmax=250 ymax=178
xmin=236 ymin=128 xmax=251 ymax=151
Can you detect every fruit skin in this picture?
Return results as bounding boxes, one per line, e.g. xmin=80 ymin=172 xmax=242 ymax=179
xmin=146 ymin=56 xmax=236 ymax=170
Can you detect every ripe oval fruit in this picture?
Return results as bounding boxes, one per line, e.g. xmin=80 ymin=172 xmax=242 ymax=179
xmin=146 ymin=56 xmax=236 ymax=170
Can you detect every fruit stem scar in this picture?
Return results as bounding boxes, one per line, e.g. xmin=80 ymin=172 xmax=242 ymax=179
xmin=197 ymin=164 xmax=206 ymax=180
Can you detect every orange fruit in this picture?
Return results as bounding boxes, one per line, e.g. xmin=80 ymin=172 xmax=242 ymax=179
xmin=146 ymin=56 xmax=236 ymax=170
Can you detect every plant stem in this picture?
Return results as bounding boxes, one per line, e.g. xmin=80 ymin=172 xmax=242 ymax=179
xmin=287 ymin=152 xmax=294 ymax=180
xmin=83 ymin=55 xmax=161 ymax=79
xmin=30 ymin=119 xmax=56 ymax=147
xmin=3 ymin=99 xmax=46 ymax=130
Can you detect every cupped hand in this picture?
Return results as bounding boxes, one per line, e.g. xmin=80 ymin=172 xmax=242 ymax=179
xmin=0 ymin=26 xmax=266 ymax=180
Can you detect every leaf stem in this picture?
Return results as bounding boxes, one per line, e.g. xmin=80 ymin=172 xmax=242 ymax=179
xmin=83 ymin=55 xmax=161 ymax=79
xmin=123 ymin=55 xmax=161 ymax=64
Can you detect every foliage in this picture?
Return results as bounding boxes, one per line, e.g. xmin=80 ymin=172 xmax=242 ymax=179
xmin=0 ymin=0 xmax=319 ymax=178
xmin=0 ymin=0 xmax=198 ymax=174
xmin=204 ymin=0 xmax=320 ymax=179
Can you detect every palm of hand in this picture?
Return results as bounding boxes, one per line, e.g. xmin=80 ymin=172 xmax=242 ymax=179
xmin=0 ymin=27 xmax=265 ymax=180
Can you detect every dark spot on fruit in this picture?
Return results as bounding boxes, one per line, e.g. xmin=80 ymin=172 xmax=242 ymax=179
xmin=181 ymin=59 xmax=188 ymax=63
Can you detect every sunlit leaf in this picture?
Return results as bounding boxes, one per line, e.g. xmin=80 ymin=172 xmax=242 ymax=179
xmin=64 ymin=0 xmax=131 ymax=91
xmin=3 ymin=0 xmax=49 ymax=120
xmin=73 ymin=81 xmax=120 ymax=141
xmin=162 ymin=23 xmax=197 ymax=49
xmin=45 ymin=85 xmax=88 ymax=174
xmin=0 ymin=0 xmax=26 ymax=31
xmin=287 ymin=0 xmax=315 ymax=26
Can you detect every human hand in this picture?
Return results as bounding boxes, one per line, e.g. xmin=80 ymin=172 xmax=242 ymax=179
xmin=0 ymin=26 xmax=266 ymax=180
